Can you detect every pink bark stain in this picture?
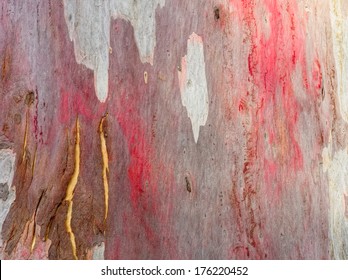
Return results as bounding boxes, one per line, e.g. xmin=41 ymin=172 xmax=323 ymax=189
xmin=226 ymin=0 xmax=327 ymax=258
xmin=232 ymin=0 xmax=307 ymax=187
xmin=114 ymin=84 xmax=177 ymax=258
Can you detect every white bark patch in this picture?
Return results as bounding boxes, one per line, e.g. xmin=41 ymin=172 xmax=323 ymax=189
xmin=0 ymin=149 xmax=16 ymax=249
xmin=63 ymin=0 xmax=165 ymax=102
xmin=330 ymin=0 xmax=348 ymax=122
xmin=322 ymin=140 xmax=348 ymax=259
xmin=178 ymin=33 xmax=209 ymax=143
xmin=92 ymin=242 xmax=105 ymax=260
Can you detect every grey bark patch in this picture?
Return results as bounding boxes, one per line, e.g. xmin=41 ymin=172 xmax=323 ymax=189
xmin=0 ymin=149 xmax=16 ymax=251
xmin=0 ymin=136 xmax=12 ymax=150
xmin=92 ymin=242 xmax=105 ymax=260
xmin=0 ymin=183 xmax=9 ymax=201
xmin=63 ymin=0 xmax=165 ymax=102
xmin=0 ymin=143 xmax=10 ymax=150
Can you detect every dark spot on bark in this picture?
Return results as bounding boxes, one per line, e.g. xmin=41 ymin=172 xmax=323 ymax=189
xmin=0 ymin=135 xmax=12 ymax=149
xmin=1 ymin=48 xmax=11 ymax=81
xmin=0 ymin=183 xmax=9 ymax=201
xmin=25 ymin=91 xmax=35 ymax=106
xmin=2 ymin=123 xmax=9 ymax=133
xmin=14 ymin=113 xmax=21 ymax=124
xmin=13 ymin=94 xmax=23 ymax=103
xmin=185 ymin=176 xmax=191 ymax=193
xmin=214 ymin=7 xmax=220 ymax=21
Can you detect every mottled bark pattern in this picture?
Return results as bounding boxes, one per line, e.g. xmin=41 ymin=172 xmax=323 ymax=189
xmin=0 ymin=0 xmax=347 ymax=259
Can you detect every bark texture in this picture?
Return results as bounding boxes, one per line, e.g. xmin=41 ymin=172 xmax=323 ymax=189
xmin=0 ymin=0 xmax=347 ymax=259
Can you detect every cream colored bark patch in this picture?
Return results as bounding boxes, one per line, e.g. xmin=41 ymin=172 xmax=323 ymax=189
xmin=178 ymin=33 xmax=209 ymax=143
xmin=330 ymin=0 xmax=348 ymax=122
xmin=327 ymin=0 xmax=348 ymax=259
xmin=63 ymin=0 xmax=165 ymax=102
xmin=322 ymin=142 xmax=348 ymax=259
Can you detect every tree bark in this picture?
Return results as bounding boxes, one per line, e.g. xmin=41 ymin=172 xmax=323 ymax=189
xmin=0 ymin=0 xmax=347 ymax=259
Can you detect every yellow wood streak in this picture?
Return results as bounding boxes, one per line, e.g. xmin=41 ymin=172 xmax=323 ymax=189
xmin=99 ymin=115 xmax=109 ymax=220
xmin=22 ymin=111 xmax=29 ymax=162
xmin=66 ymin=200 xmax=77 ymax=259
xmin=31 ymin=145 xmax=37 ymax=178
xmin=44 ymin=221 xmax=51 ymax=242
xmin=64 ymin=118 xmax=80 ymax=260
xmin=30 ymin=234 xmax=36 ymax=253
xmin=30 ymin=191 xmax=45 ymax=254
xmin=29 ymin=212 xmax=36 ymax=253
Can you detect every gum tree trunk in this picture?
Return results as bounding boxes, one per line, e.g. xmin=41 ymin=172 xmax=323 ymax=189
xmin=0 ymin=0 xmax=347 ymax=259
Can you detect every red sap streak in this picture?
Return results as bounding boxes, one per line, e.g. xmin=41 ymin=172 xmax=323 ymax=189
xmin=230 ymin=245 xmax=251 ymax=259
xmin=227 ymin=0 xmax=310 ymax=258
xmin=113 ymin=83 xmax=178 ymax=258
xmin=59 ymin=91 xmax=71 ymax=124
xmin=235 ymin=0 xmax=306 ymax=173
xmin=114 ymin=89 xmax=165 ymax=257
xmin=73 ymin=93 xmax=97 ymax=121
xmin=312 ymin=58 xmax=323 ymax=90
xmin=59 ymin=90 xmax=107 ymax=124
xmin=264 ymin=158 xmax=277 ymax=185
xmin=33 ymin=88 xmax=39 ymax=140
xmin=115 ymin=94 xmax=155 ymax=208
xmin=127 ymin=132 xmax=152 ymax=206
